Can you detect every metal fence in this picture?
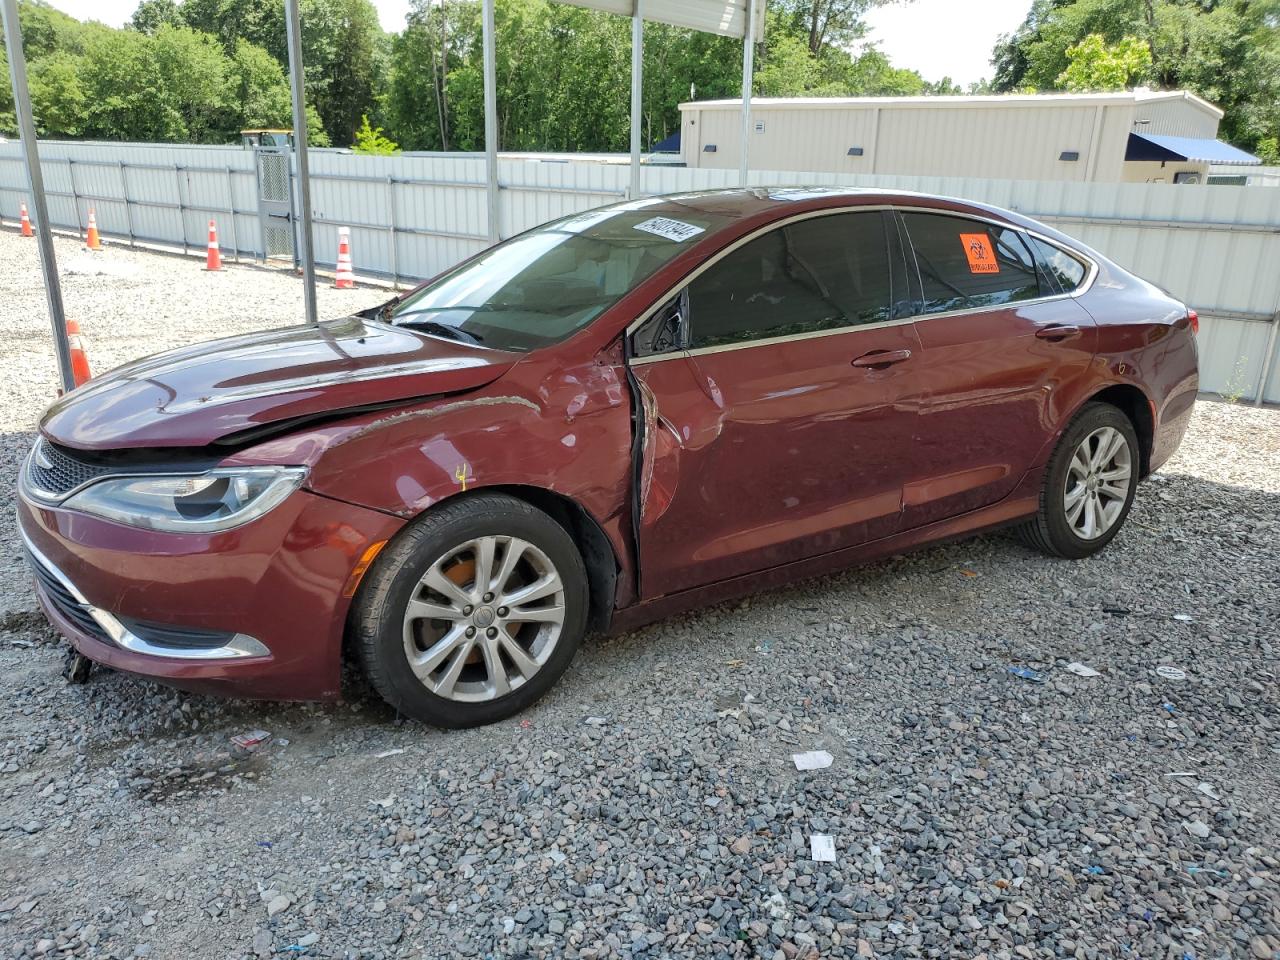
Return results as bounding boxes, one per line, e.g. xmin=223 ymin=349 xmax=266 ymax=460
xmin=1 ymin=139 xmax=1277 ymax=403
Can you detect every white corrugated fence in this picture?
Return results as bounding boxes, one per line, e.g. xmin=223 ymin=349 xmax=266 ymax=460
xmin=1 ymin=140 xmax=1276 ymax=403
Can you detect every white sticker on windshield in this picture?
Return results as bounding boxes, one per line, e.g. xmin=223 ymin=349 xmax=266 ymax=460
xmin=633 ymin=217 xmax=705 ymax=243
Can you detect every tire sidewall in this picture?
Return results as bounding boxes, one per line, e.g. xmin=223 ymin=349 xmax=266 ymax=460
xmin=1042 ymin=404 xmax=1140 ymax=559
xmin=358 ymin=496 xmax=588 ymax=728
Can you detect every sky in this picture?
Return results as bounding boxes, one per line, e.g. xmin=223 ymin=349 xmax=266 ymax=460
xmin=42 ymin=0 xmax=1030 ymax=87
xmin=862 ymin=0 xmax=1031 ymax=87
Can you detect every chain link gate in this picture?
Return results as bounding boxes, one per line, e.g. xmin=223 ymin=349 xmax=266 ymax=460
xmin=253 ymin=146 xmax=296 ymax=263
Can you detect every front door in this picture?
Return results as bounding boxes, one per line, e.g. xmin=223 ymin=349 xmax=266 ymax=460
xmin=630 ymin=210 xmax=926 ymax=600
xmin=894 ymin=211 xmax=1099 ymax=528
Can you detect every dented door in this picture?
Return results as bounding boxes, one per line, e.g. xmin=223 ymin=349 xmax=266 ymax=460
xmin=630 ymin=322 xmax=925 ymax=600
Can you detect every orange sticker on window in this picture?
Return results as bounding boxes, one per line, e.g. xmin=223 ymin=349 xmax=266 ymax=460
xmin=959 ymin=233 xmax=1000 ymax=274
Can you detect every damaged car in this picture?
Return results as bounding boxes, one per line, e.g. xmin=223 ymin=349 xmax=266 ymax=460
xmin=18 ymin=188 xmax=1199 ymax=726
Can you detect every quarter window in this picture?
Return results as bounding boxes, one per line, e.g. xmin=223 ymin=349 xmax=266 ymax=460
xmin=688 ymin=212 xmax=896 ymax=349
xmin=900 ymin=213 xmax=1042 ymax=314
xmin=1027 ymin=236 xmax=1087 ymax=293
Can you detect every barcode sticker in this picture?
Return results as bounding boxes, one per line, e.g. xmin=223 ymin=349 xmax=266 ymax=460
xmin=633 ymin=217 xmax=705 ymax=243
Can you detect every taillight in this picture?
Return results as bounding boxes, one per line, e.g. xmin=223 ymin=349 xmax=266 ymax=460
xmin=1187 ymin=309 xmax=1199 ymax=335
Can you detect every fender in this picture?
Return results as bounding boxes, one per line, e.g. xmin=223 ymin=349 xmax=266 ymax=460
xmin=224 ymin=345 xmax=638 ymax=605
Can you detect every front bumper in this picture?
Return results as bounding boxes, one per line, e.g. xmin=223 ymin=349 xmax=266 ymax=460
xmin=17 ymin=489 xmax=404 ymax=701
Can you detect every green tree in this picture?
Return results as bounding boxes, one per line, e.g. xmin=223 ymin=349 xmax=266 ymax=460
xmin=130 ymin=0 xmax=180 ymax=34
xmin=78 ymin=25 xmax=172 ymax=140
xmin=389 ymin=0 xmax=928 ymax=153
xmin=152 ymin=23 xmax=232 ymax=141
xmin=174 ymin=0 xmax=384 ymax=145
xmin=306 ymin=102 xmax=331 ymax=147
xmin=231 ymin=38 xmax=292 ymax=129
xmin=352 ymin=112 xmax=399 ymax=153
xmin=28 ymin=52 xmax=88 ymax=137
xmin=1056 ymin=32 xmax=1152 ymax=90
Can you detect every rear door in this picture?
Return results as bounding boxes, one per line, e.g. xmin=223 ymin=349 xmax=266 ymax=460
xmin=895 ymin=211 xmax=1098 ymax=529
xmin=629 ymin=210 xmax=926 ymax=599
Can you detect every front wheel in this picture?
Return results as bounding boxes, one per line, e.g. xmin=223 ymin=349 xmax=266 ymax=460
xmin=352 ymin=493 xmax=589 ymax=727
xmin=1017 ymin=402 xmax=1140 ymax=559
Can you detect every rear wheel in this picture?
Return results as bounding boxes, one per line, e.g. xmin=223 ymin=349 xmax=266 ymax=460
xmin=353 ymin=493 xmax=588 ymax=727
xmin=1017 ymin=402 xmax=1139 ymax=559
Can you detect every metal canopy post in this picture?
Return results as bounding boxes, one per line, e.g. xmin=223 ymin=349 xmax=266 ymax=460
xmin=629 ymin=0 xmax=643 ymax=200
xmin=2 ymin=0 xmax=74 ymax=393
xmin=738 ymin=0 xmax=756 ymax=185
xmin=285 ymin=0 xmax=318 ymax=324
xmin=482 ymin=0 xmax=500 ymax=244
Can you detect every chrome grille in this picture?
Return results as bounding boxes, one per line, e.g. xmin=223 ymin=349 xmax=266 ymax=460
xmin=24 ymin=547 xmax=112 ymax=644
xmin=25 ymin=438 xmax=112 ymax=499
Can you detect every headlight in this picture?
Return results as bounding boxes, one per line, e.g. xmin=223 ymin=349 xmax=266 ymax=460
xmin=62 ymin=467 xmax=307 ymax=533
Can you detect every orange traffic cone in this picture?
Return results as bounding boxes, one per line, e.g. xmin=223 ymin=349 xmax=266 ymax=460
xmin=204 ymin=219 xmax=222 ymax=271
xmin=334 ymin=227 xmax=355 ymax=289
xmin=67 ymin=320 xmax=92 ymax=386
xmin=85 ymin=207 xmax=101 ymax=250
xmin=19 ymin=203 xmax=32 ymax=238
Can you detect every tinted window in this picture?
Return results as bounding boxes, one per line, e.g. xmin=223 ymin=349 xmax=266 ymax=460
xmin=1028 ymin=236 xmax=1087 ymax=293
xmin=389 ymin=206 xmax=732 ymax=352
xmin=900 ymin=213 xmax=1042 ymax=314
xmin=688 ymin=212 xmax=895 ymax=349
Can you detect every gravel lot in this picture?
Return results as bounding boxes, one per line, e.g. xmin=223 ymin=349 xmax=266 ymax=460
xmin=0 ymin=230 xmax=1277 ymax=960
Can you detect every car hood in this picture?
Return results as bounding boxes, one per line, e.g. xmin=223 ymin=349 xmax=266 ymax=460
xmin=40 ymin=316 xmax=519 ymax=450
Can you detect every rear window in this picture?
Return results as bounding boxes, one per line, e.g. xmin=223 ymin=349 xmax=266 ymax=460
xmin=900 ymin=213 xmax=1042 ymax=315
xmin=389 ymin=205 xmax=733 ymax=352
xmin=1028 ymin=236 xmax=1088 ymax=293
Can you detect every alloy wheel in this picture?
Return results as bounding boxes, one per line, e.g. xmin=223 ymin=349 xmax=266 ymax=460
xmin=1063 ymin=425 xmax=1132 ymax=541
xmin=402 ymin=536 xmax=565 ymax=702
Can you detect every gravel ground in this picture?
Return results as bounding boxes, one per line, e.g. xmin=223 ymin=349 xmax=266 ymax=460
xmin=0 ymin=229 xmax=1277 ymax=960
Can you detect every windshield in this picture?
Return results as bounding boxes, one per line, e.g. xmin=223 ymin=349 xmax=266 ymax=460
xmin=388 ymin=205 xmax=732 ymax=352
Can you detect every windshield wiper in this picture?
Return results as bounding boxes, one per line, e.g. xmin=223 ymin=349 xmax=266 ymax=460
xmin=395 ymin=318 xmax=484 ymax=345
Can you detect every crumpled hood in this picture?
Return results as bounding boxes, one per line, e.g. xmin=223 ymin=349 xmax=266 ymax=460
xmin=40 ymin=316 xmax=518 ymax=450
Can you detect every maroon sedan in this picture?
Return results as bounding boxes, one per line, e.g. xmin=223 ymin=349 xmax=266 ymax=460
xmin=18 ymin=188 xmax=1198 ymax=726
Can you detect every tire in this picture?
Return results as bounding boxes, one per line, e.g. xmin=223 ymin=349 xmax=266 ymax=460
xmin=352 ymin=492 xmax=588 ymax=728
xmin=1017 ymin=402 xmax=1140 ymax=560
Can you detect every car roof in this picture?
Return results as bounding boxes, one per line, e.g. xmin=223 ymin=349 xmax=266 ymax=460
xmin=613 ymin=187 xmax=1095 ymax=259
xmin=612 ymin=186 xmax=1023 ymax=227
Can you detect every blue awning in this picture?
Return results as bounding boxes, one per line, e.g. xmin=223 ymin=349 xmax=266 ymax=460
xmin=650 ymin=130 xmax=681 ymax=153
xmin=1126 ymin=133 xmax=1260 ymax=166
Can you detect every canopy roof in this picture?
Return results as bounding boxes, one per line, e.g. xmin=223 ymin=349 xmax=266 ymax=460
xmin=1126 ymin=133 xmax=1260 ymax=166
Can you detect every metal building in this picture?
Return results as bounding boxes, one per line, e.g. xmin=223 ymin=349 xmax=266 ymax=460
xmin=679 ymin=90 xmax=1260 ymax=183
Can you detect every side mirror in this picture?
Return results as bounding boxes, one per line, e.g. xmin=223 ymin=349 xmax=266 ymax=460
xmin=631 ymin=293 xmax=687 ymax=358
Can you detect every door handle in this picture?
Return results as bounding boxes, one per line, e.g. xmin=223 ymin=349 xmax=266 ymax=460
xmin=1034 ymin=324 xmax=1081 ymax=342
xmin=852 ymin=348 xmax=912 ymax=369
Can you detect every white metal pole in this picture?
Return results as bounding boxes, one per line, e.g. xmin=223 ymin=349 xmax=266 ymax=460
xmin=482 ymin=0 xmax=499 ymax=244
xmin=629 ymin=0 xmax=643 ymax=201
xmin=285 ymin=0 xmax=318 ymax=324
xmin=738 ymin=0 xmax=756 ymax=185
xmin=2 ymin=0 xmax=74 ymax=393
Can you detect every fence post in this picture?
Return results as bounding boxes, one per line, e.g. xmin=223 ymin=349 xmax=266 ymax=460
xmin=386 ymin=174 xmax=399 ymax=289
xmin=118 ymin=160 xmax=136 ymax=247
xmin=68 ymin=158 xmax=82 ymax=240
xmin=173 ymin=165 xmax=188 ymax=254
xmin=225 ymin=167 xmax=240 ymax=264
xmin=1255 ymin=311 xmax=1280 ymax=407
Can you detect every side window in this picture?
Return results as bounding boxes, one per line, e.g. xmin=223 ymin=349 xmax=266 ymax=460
xmin=1027 ymin=236 xmax=1088 ymax=293
xmin=688 ymin=212 xmax=895 ymax=350
xmin=900 ymin=213 xmax=1043 ymax=314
